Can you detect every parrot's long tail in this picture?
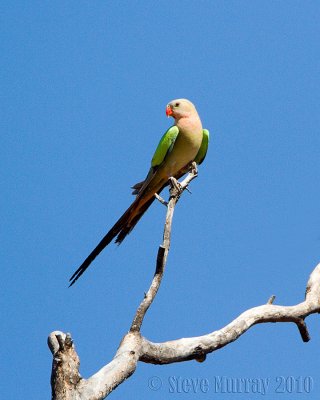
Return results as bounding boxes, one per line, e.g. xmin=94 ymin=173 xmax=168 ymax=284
xmin=69 ymin=195 xmax=156 ymax=287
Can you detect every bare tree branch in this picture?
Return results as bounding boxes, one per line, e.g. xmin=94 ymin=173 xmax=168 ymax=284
xmin=130 ymin=163 xmax=198 ymax=332
xmin=48 ymin=162 xmax=320 ymax=399
xmin=49 ymin=263 xmax=320 ymax=398
xmin=140 ymin=264 xmax=320 ymax=364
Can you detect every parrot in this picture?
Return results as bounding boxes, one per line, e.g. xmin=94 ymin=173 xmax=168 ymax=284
xmin=69 ymin=99 xmax=209 ymax=286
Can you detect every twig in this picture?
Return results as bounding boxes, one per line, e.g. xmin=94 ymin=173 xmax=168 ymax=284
xmin=267 ymin=295 xmax=276 ymax=304
xmin=295 ymin=318 xmax=310 ymax=342
xmin=154 ymin=193 xmax=168 ymax=206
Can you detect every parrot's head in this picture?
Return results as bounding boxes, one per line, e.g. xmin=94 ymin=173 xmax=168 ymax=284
xmin=166 ymin=99 xmax=196 ymax=120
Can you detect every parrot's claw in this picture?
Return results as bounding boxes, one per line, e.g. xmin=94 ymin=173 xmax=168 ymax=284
xmin=169 ymin=177 xmax=182 ymax=193
xmin=190 ymin=161 xmax=198 ymax=175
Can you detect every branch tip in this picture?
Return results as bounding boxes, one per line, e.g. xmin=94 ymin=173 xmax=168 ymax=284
xmin=295 ymin=318 xmax=310 ymax=342
xmin=154 ymin=193 xmax=168 ymax=206
xmin=267 ymin=295 xmax=276 ymax=304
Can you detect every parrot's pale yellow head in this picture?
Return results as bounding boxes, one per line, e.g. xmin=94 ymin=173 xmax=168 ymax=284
xmin=166 ymin=98 xmax=197 ymax=119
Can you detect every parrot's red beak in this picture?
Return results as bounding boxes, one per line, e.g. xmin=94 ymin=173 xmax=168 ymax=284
xmin=166 ymin=105 xmax=173 ymax=117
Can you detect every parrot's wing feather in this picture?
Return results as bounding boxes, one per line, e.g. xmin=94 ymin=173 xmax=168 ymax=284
xmin=131 ymin=126 xmax=179 ymax=195
xmin=194 ymin=129 xmax=209 ymax=165
xmin=151 ymin=125 xmax=179 ymax=167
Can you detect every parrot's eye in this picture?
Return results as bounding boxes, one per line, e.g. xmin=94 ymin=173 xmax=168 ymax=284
xmin=175 ymin=102 xmax=180 ymax=107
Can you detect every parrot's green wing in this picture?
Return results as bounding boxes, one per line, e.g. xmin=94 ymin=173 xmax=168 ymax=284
xmin=131 ymin=126 xmax=179 ymax=194
xmin=151 ymin=125 xmax=179 ymax=167
xmin=194 ymin=129 xmax=209 ymax=165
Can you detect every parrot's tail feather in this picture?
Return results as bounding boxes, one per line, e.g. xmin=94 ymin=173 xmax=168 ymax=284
xmin=131 ymin=180 xmax=144 ymax=195
xmin=69 ymin=195 xmax=156 ymax=287
xmin=115 ymin=196 xmax=155 ymax=244
xmin=69 ymin=205 xmax=135 ymax=287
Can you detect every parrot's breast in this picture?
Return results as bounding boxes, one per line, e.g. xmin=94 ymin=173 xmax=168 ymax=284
xmin=162 ymin=126 xmax=203 ymax=178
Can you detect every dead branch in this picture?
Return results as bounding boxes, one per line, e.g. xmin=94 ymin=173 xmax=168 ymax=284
xmin=130 ymin=162 xmax=198 ymax=332
xmin=48 ymin=163 xmax=320 ymax=399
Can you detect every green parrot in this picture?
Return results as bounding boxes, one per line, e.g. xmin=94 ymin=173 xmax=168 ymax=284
xmin=69 ymin=99 xmax=209 ymax=286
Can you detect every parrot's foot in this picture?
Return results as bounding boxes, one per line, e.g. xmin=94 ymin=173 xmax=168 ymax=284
xmin=169 ymin=177 xmax=182 ymax=194
xmin=154 ymin=193 xmax=168 ymax=207
xmin=190 ymin=161 xmax=198 ymax=175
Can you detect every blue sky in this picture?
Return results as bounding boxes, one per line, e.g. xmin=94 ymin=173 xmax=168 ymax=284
xmin=2 ymin=1 xmax=320 ymax=399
